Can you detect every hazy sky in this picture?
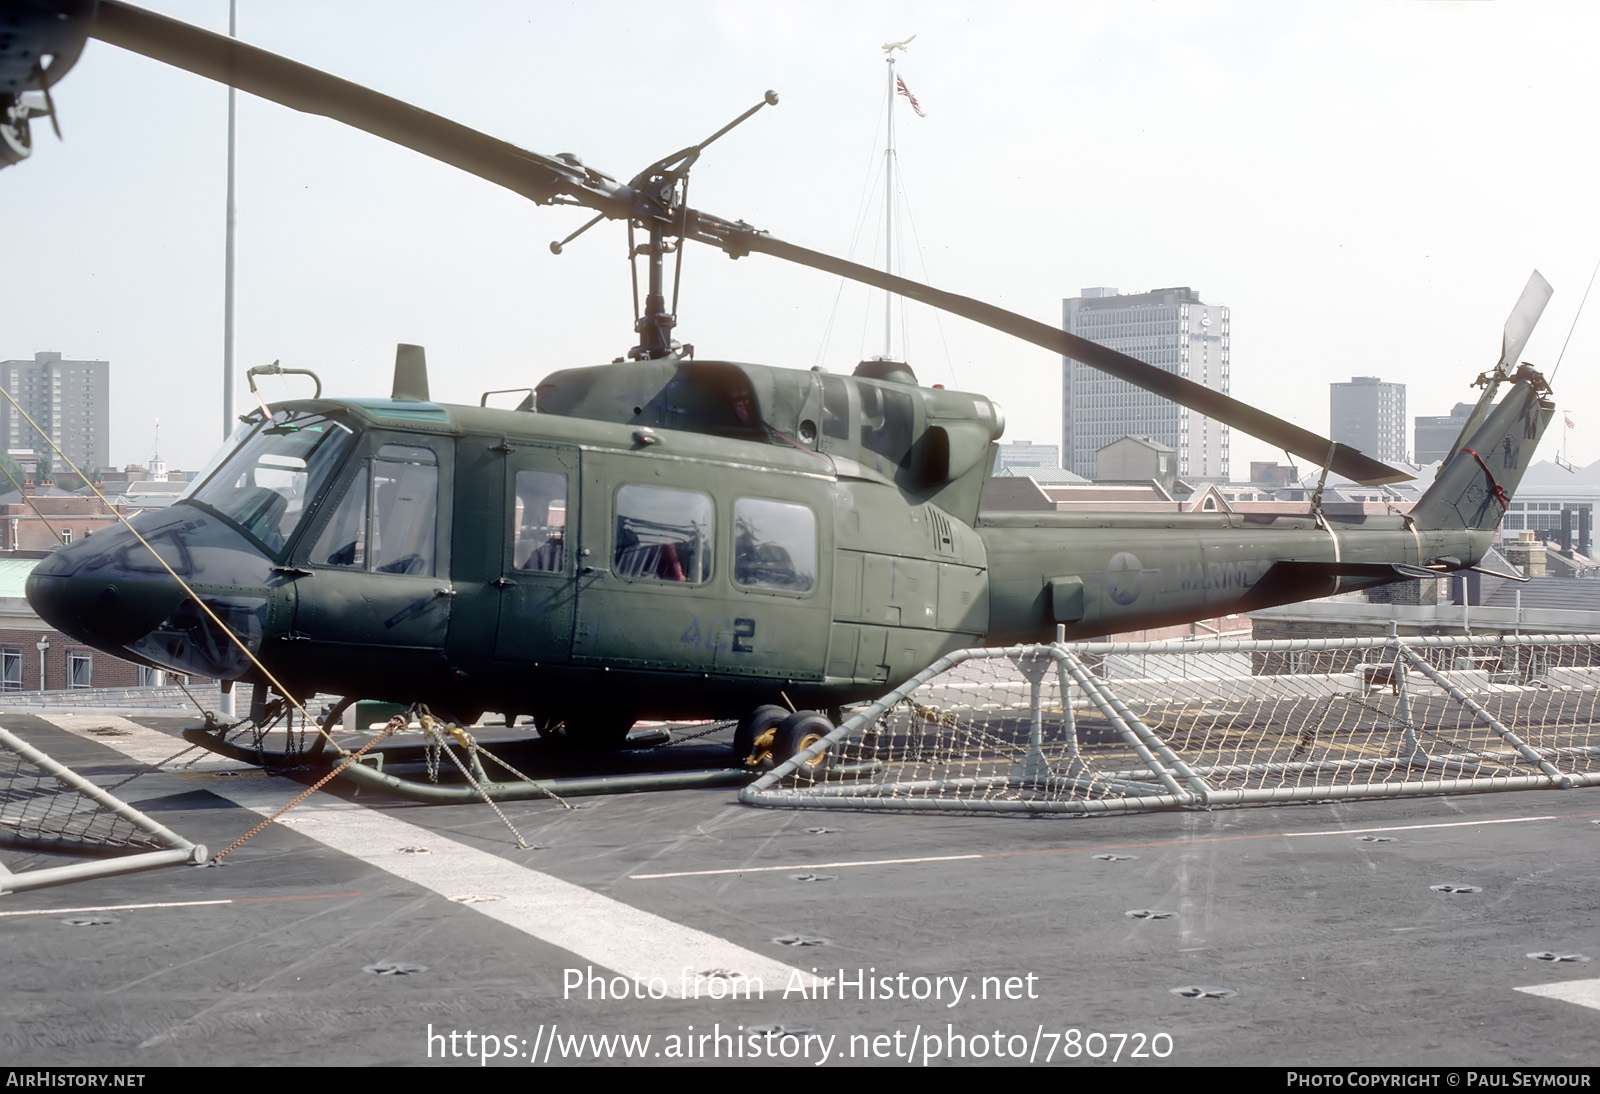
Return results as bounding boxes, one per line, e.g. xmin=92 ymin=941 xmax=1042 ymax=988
xmin=6 ymin=0 xmax=1600 ymax=480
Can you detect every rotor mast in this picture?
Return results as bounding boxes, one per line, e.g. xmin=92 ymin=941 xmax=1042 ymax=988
xmin=621 ymin=92 xmax=780 ymax=360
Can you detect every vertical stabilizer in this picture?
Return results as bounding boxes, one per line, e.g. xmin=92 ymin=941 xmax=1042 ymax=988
xmin=1410 ymin=367 xmax=1553 ymax=532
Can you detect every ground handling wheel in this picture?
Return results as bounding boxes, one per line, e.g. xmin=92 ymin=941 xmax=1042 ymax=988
xmin=772 ymin=710 xmax=833 ymax=784
xmin=733 ymin=704 xmax=791 ymax=769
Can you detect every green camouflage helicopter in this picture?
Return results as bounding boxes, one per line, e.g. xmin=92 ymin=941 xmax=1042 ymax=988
xmin=6 ymin=2 xmax=1556 ymax=772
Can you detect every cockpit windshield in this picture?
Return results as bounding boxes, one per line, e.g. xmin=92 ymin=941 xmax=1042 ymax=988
xmin=186 ymin=412 xmax=356 ymax=553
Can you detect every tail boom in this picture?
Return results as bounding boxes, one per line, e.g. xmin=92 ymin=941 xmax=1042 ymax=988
xmin=977 ymin=370 xmax=1552 ymax=642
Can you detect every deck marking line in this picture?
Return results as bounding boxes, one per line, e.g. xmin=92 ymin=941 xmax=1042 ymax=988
xmin=1515 ymin=978 xmax=1600 ymax=1013
xmin=1292 ymin=816 xmax=1569 ymax=837
xmin=0 ymin=893 xmax=362 ymax=917
xmin=28 ymin=714 xmax=818 ymax=996
xmin=635 ymin=853 xmax=983 ymax=880
xmin=0 ymin=899 xmax=234 ymax=917
xmin=632 ymin=812 xmax=1594 ymax=880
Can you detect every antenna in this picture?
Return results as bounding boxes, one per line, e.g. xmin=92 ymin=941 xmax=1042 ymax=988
xmin=1550 ymin=254 xmax=1600 ymax=386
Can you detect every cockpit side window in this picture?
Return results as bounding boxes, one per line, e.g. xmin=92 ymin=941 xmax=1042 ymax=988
xmin=371 ymin=445 xmax=438 ymax=575
xmin=310 ymin=466 xmax=368 ymax=568
xmin=188 ymin=413 xmax=354 ymax=554
xmin=308 ymin=442 xmax=439 ymax=577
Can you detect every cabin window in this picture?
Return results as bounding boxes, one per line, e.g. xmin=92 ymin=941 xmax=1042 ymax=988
xmin=513 ymin=470 xmax=567 ymax=572
xmin=614 ymin=485 xmax=712 ymax=583
xmin=733 ymin=498 xmax=816 ymax=593
xmin=309 ymin=443 xmax=439 ymax=576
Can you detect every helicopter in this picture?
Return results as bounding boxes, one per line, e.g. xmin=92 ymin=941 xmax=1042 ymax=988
xmin=5 ymin=2 xmax=1557 ymax=771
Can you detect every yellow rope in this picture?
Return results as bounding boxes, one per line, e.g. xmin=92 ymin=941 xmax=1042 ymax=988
xmin=0 ymin=388 xmax=340 ymax=754
xmin=209 ymin=723 xmax=398 ymax=863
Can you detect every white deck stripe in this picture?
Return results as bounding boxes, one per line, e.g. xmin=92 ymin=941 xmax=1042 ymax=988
xmin=0 ymin=899 xmax=236 ymax=917
xmin=1291 ymin=816 xmax=1565 ymax=837
xmin=29 ymin=714 xmax=816 ymax=997
xmin=633 ymin=813 xmax=1587 ymax=880
xmin=637 ymin=853 xmax=983 ymax=880
xmin=1515 ymin=978 xmax=1600 ymax=1013
xmin=34 ymin=713 xmax=235 ymax=770
xmin=0 ymin=894 xmax=361 ymax=917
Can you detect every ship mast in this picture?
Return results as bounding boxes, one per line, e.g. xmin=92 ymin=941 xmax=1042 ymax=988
xmin=880 ymin=35 xmax=916 ymax=360
xmin=883 ymin=49 xmax=896 ymax=357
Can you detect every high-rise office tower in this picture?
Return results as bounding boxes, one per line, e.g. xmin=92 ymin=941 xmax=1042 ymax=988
xmin=0 ymin=352 xmax=111 ymax=474
xmin=1062 ymin=287 xmax=1230 ymax=482
xmin=1330 ymin=376 xmax=1407 ymax=464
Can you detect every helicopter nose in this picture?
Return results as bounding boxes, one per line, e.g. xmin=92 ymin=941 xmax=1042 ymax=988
xmin=28 ymin=534 xmax=189 ymax=649
xmin=25 ymin=505 xmax=279 ymax=670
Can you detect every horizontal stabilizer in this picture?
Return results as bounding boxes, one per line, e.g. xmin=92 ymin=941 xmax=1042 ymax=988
xmin=1271 ymin=559 xmax=1440 ymax=582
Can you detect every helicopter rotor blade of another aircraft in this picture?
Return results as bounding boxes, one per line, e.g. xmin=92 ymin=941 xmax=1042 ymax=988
xmin=86 ymin=0 xmax=1412 ymax=485
xmin=711 ymin=229 xmax=1414 ymax=486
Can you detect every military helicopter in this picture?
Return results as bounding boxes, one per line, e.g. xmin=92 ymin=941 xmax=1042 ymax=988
xmin=6 ymin=2 xmax=1557 ymax=774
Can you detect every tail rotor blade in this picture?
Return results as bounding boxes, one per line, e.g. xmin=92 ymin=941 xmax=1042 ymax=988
xmin=1499 ymin=270 xmax=1553 ymax=372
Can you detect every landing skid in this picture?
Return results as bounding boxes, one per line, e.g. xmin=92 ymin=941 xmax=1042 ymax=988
xmin=181 ymin=699 xmax=877 ymax=803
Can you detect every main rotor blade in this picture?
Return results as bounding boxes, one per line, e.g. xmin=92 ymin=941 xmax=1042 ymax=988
xmin=714 ymin=230 xmax=1413 ymax=486
xmin=1498 ymin=269 xmax=1552 ymax=372
xmin=85 ymin=1 xmax=1412 ymax=486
